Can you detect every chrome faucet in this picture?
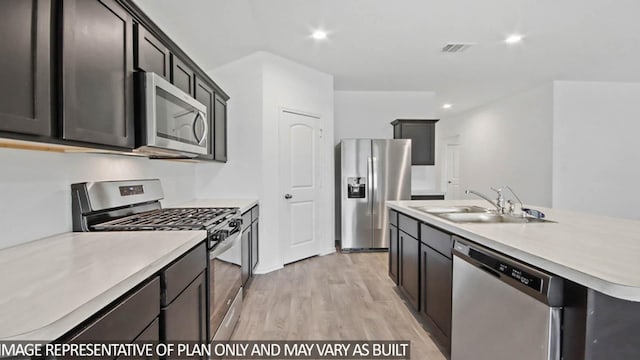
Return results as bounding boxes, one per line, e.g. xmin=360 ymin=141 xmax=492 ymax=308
xmin=464 ymin=189 xmax=503 ymax=213
xmin=503 ymin=186 xmax=525 ymax=217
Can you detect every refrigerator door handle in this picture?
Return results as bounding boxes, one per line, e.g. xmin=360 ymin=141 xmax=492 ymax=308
xmin=367 ymin=156 xmax=374 ymax=215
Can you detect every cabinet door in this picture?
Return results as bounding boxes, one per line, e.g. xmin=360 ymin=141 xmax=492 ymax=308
xmin=401 ymin=122 xmax=435 ymax=165
xmin=171 ymin=55 xmax=194 ymax=96
xmin=134 ymin=24 xmax=170 ymax=79
xmin=241 ymin=228 xmax=251 ymax=287
xmin=423 ymin=246 xmax=452 ymax=340
xmin=164 ymin=271 xmax=207 ymax=342
xmin=251 ymin=220 xmax=259 ymax=272
xmin=389 ymin=225 xmax=399 ymax=284
xmin=61 ymin=0 xmax=134 ymax=148
xmin=194 ymin=77 xmax=214 ymax=157
xmin=213 ymin=94 xmax=227 ymax=162
xmin=0 ymin=0 xmax=51 ymax=136
xmin=400 ymin=232 xmax=420 ymax=309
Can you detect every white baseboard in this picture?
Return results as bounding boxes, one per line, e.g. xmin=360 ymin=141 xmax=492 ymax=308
xmin=318 ymin=247 xmax=337 ymax=256
xmin=253 ymin=263 xmax=284 ymax=275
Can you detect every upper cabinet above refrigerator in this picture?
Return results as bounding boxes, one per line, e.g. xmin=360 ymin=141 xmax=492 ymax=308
xmin=391 ymin=119 xmax=439 ymax=165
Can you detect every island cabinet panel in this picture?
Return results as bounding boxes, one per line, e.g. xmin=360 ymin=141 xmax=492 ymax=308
xmin=61 ymin=0 xmax=135 ymax=149
xmin=0 ymin=0 xmax=52 ymax=137
xmin=389 ymin=223 xmax=399 ymax=284
xmin=65 ymin=276 xmax=160 ymax=343
xmin=399 ymin=230 xmax=420 ymax=309
xmin=420 ymin=223 xmax=453 ymax=352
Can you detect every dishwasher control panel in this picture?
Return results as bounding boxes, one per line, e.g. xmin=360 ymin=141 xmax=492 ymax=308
xmin=470 ymin=249 xmax=543 ymax=292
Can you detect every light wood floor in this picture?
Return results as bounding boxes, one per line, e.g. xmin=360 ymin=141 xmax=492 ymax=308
xmin=231 ymin=252 xmax=447 ymax=359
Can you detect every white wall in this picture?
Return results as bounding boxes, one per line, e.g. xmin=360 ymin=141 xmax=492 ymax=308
xmin=198 ymin=51 xmax=335 ymax=274
xmin=553 ymin=81 xmax=640 ymax=219
xmin=0 ymin=149 xmax=196 ymax=249
xmin=437 ymin=84 xmax=554 ymax=206
xmin=195 ymin=53 xmax=263 ymax=199
xmin=261 ymin=53 xmax=335 ymax=272
xmin=334 ymin=91 xmax=437 ymax=143
xmin=334 ymin=91 xmax=439 ymax=191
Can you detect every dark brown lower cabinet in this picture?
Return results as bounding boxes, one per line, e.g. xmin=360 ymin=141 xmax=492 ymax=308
xmin=389 ymin=224 xmax=399 ymax=284
xmin=65 ymin=277 xmax=160 ymax=343
xmin=421 ymin=244 xmax=452 ymax=351
xmin=163 ymin=271 xmax=207 ymax=342
xmin=241 ymin=227 xmax=251 ymax=286
xmin=399 ymin=231 xmax=420 ymax=309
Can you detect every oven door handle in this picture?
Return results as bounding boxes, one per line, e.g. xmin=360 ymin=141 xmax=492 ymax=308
xmin=209 ymin=230 xmax=242 ymax=258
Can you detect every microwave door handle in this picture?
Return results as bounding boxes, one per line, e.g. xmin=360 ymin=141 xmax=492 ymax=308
xmin=193 ymin=112 xmax=208 ymax=146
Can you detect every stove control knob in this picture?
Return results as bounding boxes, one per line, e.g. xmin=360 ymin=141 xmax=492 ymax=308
xmin=229 ymin=219 xmax=242 ymax=229
xmin=212 ymin=229 xmax=229 ymax=242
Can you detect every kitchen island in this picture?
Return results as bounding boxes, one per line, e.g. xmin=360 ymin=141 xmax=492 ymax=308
xmin=387 ymin=200 xmax=640 ymax=360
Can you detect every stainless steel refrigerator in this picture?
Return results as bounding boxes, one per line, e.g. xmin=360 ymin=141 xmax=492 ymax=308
xmin=336 ymin=139 xmax=412 ymax=250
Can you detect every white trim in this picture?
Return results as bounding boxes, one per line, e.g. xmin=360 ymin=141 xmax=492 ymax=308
xmin=318 ymin=247 xmax=337 ymax=256
xmin=253 ymin=264 xmax=284 ymax=275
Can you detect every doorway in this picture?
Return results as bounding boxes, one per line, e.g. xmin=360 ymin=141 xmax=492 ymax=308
xmin=278 ymin=109 xmax=322 ymax=264
xmin=443 ymin=138 xmax=461 ymax=200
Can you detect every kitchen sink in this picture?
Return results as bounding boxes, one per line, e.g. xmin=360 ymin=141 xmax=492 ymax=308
xmin=410 ymin=205 xmax=491 ymax=214
xmin=435 ymin=212 xmax=553 ymax=224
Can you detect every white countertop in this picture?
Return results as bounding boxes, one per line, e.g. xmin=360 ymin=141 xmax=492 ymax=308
xmin=176 ymin=198 xmax=258 ymax=214
xmin=387 ymin=200 xmax=640 ymax=302
xmin=0 ymin=231 xmax=206 ymax=341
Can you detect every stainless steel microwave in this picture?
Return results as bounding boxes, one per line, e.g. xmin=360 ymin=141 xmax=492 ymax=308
xmin=135 ymin=72 xmax=208 ymax=157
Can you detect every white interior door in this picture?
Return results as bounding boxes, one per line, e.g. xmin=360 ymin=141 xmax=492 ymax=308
xmin=445 ymin=143 xmax=461 ymax=200
xmin=279 ymin=110 xmax=322 ymax=264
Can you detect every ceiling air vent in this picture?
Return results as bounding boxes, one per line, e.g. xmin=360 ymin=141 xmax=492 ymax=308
xmin=441 ymin=43 xmax=473 ymax=53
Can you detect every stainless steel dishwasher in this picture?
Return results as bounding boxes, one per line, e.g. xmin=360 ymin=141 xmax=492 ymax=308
xmin=451 ymin=237 xmax=564 ymax=360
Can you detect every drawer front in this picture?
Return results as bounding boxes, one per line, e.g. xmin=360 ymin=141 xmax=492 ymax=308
xmin=399 ymin=213 xmax=419 ymax=239
xmin=251 ymin=205 xmax=259 ymax=222
xmin=242 ymin=211 xmax=251 ymax=231
xmin=68 ymin=276 xmax=160 ymax=343
xmin=389 ymin=210 xmax=398 ymax=226
xmin=421 ymin=223 xmax=453 ymax=258
xmin=162 ymin=242 xmax=206 ymax=306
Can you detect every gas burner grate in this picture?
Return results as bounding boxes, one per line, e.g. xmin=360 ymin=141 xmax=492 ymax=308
xmin=92 ymin=207 xmax=238 ymax=231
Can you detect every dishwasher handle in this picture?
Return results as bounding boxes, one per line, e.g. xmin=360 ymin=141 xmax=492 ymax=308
xmin=453 ymin=236 xmax=564 ymax=307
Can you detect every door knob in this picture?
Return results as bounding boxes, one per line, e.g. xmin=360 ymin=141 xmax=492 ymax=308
xmin=284 ymin=194 xmax=293 ymax=199
xmin=448 ymin=181 xmax=452 ymax=184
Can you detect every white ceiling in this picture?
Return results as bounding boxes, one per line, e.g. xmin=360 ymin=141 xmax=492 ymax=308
xmin=135 ymin=0 xmax=640 ymax=114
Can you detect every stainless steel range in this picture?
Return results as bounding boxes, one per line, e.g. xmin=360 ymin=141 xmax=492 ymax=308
xmin=71 ymin=179 xmax=243 ymax=343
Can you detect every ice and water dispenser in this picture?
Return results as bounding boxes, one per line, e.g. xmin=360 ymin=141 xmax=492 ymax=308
xmin=347 ymin=177 xmax=366 ymax=198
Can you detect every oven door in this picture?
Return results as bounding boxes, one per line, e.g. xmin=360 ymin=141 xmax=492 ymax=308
xmin=209 ymin=229 xmax=243 ymax=341
xmin=137 ymin=72 xmax=208 ymax=156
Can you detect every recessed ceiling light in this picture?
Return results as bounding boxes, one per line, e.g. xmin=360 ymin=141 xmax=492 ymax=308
xmin=505 ymin=34 xmax=524 ymax=44
xmin=442 ymin=103 xmax=453 ymax=109
xmin=311 ymin=30 xmax=328 ymax=40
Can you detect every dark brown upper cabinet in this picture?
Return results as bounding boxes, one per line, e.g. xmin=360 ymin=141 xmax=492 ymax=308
xmin=134 ymin=24 xmax=170 ymax=80
xmin=171 ymin=55 xmax=195 ymax=96
xmin=60 ymin=0 xmax=134 ymax=149
xmin=391 ymin=119 xmax=439 ymax=165
xmin=0 ymin=0 xmax=52 ymax=137
xmin=214 ymin=94 xmax=228 ymax=162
